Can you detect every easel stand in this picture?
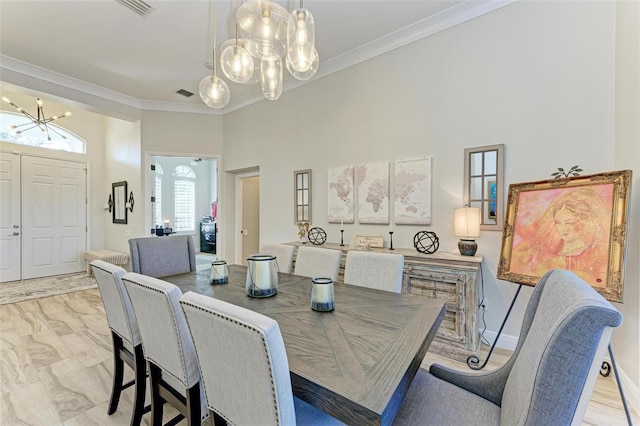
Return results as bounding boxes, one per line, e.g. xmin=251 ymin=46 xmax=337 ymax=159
xmin=466 ymin=284 xmax=522 ymax=370
xmin=602 ymin=345 xmax=634 ymax=425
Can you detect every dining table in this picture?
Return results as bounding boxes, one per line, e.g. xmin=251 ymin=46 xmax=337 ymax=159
xmin=165 ymin=264 xmax=445 ymax=426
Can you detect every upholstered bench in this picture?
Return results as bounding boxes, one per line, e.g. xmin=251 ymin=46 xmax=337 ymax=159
xmin=84 ymin=249 xmax=130 ymax=275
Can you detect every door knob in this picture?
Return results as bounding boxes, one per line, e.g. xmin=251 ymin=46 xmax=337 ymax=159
xmin=11 ymin=232 xmax=20 ymax=236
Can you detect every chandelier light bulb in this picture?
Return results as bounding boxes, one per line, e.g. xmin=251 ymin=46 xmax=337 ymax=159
xmin=199 ymin=75 xmax=230 ymax=109
xmin=237 ymin=0 xmax=291 ymax=59
xmin=287 ymin=7 xmax=315 ymax=74
xmin=286 ymin=47 xmax=319 ymax=81
xmin=221 ymin=38 xmax=261 ymax=84
xmin=221 ymin=44 xmax=254 ymax=84
xmin=261 ymin=56 xmax=283 ymax=101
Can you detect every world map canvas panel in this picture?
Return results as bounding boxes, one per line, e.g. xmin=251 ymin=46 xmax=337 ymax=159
xmin=357 ymin=162 xmax=389 ymax=224
xmin=394 ymin=157 xmax=432 ymax=225
xmin=327 ymin=166 xmax=355 ymax=223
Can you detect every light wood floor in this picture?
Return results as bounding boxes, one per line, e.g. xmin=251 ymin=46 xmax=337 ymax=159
xmin=1 ymin=288 xmax=637 ymax=425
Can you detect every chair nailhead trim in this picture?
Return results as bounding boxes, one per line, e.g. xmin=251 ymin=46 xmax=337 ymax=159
xmin=181 ymin=301 xmax=281 ymax=425
xmin=123 ymin=278 xmax=192 ymax=388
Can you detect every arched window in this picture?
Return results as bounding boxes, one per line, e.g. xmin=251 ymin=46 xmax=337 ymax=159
xmin=172 ymin=165 xmax=196 ymax=231
xmin=0 ymin=111 xmax=86 ymax=153
xmin=154 ymin=164 xmax=164 ymax=227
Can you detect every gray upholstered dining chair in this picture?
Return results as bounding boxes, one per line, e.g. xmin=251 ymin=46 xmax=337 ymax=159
xmin=260 ymin=242 xmax=296 ymax=274
xmin=293 ymin=245 xmax=342 ymax=282
xmin=393 ymin=269 xmax=622 ymax=426
xmin=179 ymin=291 xmax=345 ymax=425
xmin=343 ymin=250 xmax=404 ymax=293
xmin=122 ymin=272 xmax=208 ymax=426
xmin=128 ymin=235 xmax=196 ymax=278
xmin=90 ymin=260 xmax=148 ymax=425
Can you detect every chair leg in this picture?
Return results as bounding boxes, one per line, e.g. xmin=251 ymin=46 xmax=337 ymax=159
xmin=149 ymin=363 xmax=165 ymax=426
xmin=185 ymin=383 xmax=200 ymax=426
xmin=108 ymin=332 xmax=125 ymax=415
xmin=130 ymin=344 xmax=147 ymax=426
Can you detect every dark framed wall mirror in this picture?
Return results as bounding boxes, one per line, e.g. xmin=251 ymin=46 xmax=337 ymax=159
xmin=112 ymin=181 xmax=128 ymax=224
xmin=294 ymin=169 xmax=311 ymax=224
xmin=463 ymin=144 xmax=504 ymax=231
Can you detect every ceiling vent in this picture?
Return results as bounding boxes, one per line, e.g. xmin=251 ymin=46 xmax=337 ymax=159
xmin=116 ymin=0 xmax=155 ymax=17
xmin=175 ymin=89 xmax=194 ymax=98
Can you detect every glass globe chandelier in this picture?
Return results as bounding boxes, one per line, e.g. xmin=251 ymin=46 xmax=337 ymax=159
xmin=200 ymin=0 xmax=319 ymax=108
xmin=199 ymin=0 xmax=230 ymax=109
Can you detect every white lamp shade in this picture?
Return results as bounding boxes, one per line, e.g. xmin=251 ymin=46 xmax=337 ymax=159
xmin=454 ymin=207 xmax=481 ymax=238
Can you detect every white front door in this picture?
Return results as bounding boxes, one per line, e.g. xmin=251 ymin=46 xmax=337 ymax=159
xmin=0 ymin=153 xmax=21 ymax=282
xmin=21 ymin=156 xmax=87 ymax=279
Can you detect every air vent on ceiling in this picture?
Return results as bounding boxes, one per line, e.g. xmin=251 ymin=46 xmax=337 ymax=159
xmin=175 ymin=89 xmax=195 ymax=98
xmin=116 ymin=0 xmax=155 ymax=17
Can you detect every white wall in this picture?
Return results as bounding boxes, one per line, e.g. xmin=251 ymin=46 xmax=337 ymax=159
xmin=613 ymin=0 xmax=640 ymax=402
xmin=103 ymin=117 xmax=142 ymax=256
xmin=139 ymin=110 xmax=224 ymax=250
xmin=222 ymin=0 xmax=639 ymax=397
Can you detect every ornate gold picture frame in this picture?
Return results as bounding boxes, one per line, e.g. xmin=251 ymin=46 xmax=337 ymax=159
xmin=497 ymin=170 xmax=632 ymax=302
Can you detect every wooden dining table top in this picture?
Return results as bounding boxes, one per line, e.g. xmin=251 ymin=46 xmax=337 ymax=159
xmin=165 ymin=264 xmax=445 ymax=426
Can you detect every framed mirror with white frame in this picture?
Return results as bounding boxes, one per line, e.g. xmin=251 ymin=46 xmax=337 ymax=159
xmin=463 ymin=144 xmax=504 ymax=231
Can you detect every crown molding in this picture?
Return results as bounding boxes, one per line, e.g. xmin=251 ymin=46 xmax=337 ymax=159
xmin=0 ymin=0 xmax=517 ymax=118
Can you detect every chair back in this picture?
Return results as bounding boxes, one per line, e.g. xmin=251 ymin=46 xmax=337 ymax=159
xmin=501 ymin=269 xmax=622 ymax=425
xmin=180 ymin=291 xmax=296 ymax=426
xmin=343 ymin=251 xmax=404 ymax=293
xmin=122 ymin=273 xmax=200 ymax=389
xmin=128 ymin=235 xmax=196 ymax=277
xmin=90 ymin=260 xmax=141 ymax=346
xmin=260 ymin=243 xmax=296 ymax=274
xmin=293 ymin=246 xmax=342 ymax=282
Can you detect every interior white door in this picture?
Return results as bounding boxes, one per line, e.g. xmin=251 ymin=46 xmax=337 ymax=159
xmin=0 ymin=153 xmax=22 ymax=283
xmin=21 ymin=156 xmax=87 ymax=279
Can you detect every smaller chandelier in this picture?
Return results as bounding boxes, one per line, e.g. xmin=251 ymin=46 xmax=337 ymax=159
xmin=2 ymin=97 xmax=71 ymax=140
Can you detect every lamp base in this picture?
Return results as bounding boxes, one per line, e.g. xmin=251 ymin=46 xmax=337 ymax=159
xmin=458 ymin=239 xmax=478 ymax=256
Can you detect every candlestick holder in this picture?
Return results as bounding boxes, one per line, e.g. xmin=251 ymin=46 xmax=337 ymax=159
xmin=389 ymin=231 xmax=394 ymax=250
xmin=340 ymin=229 xmax=345 ymax=246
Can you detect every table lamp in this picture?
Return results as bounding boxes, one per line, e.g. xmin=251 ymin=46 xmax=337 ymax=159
xmin=454 ymin=207 xmax=481 ymax=256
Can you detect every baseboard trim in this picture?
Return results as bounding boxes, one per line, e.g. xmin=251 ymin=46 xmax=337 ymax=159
xmin=484 ymin=331 xmax=640 ymax=417
xmin=483 ymin=330 xmax=519 ymax=352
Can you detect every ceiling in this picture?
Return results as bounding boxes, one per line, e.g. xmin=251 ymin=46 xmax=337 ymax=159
xmin=0 ymin=0 xmax=513 ymax=117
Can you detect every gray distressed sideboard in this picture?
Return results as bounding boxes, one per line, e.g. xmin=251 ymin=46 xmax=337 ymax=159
xmin=285 ymin=242 xmax=482 ymax=361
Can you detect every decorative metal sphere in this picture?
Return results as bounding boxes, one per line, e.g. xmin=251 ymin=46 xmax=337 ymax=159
xmin=413 ymin=231 xmax=439 ymax=254
xmin=307 ymin=227 xmax=327 ymax=245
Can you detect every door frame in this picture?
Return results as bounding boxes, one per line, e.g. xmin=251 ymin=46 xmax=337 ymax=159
xmin=144 ymin=150 xmax=221 ymax=248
